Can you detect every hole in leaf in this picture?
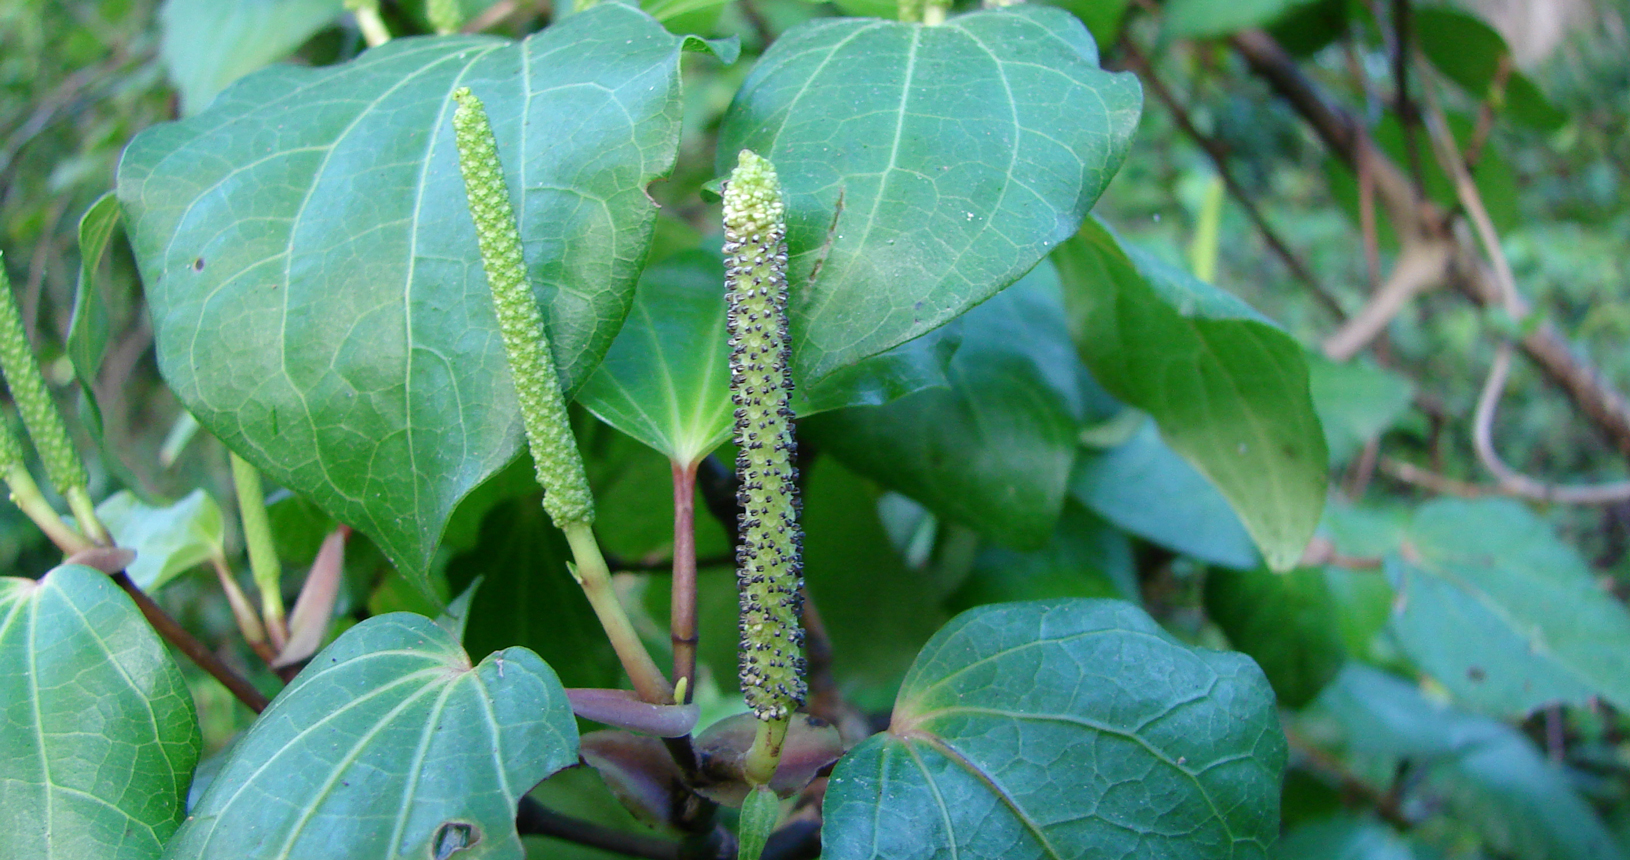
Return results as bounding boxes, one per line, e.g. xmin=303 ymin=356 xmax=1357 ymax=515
xmin=192 ymin=257 xmax=205 ymax=272
xmin=432 ymin=821 xmax=479 ymax=860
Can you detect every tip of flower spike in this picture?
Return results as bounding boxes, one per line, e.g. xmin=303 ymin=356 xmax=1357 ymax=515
xmin=724 ymin=150 xmax=785 ymax=237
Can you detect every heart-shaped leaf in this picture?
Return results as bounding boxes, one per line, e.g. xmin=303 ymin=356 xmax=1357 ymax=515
xmin=0 ymin=565 xmax=201 ymax=860
xmin=823 ymin=599 xmax=1285 ymax=860
xmin=577 ymin=250 xmax=732 ymax=467
xmin=119 ymin=5 xmax=724 ymax=584
xmin=165 ymin=613 xmax=576 ymax=859
xmin=1054 ymin=217 xmax=1328 ymax=571
xmin=717 ymin=5 xmax=1141 ymax=384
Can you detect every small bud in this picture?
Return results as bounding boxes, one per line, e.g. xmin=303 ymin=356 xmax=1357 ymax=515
xmin=452 ymin=88 xmax=594 ymax=528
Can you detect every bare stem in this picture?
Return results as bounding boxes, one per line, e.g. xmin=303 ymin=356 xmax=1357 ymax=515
xmin=5 ymin=464 xmax=90 ymax=554
xmin=113 ymin=570 xmax=270 ymax=713
xmin=671 ymin=460 xmax=699 ymax=700
xmin=563 ymin=521 xmax=674 ymax=704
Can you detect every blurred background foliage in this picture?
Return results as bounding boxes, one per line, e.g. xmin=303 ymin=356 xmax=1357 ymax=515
xmin=4 ymin=0 xmax=1630 ymax=855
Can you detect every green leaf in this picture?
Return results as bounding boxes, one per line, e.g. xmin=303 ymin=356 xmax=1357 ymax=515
xmin=1385 ymin=498 xmax=1630 ymax=716
xmin=823 ymin=599 xmax=1285 ymax=860
xmin=950 ymin=501 xmax=1137 ymax=611
xmin=166 ymin=613 xmax=577 ymax=859
xmin=1314 ymin=666 xmax=1627 ymax=860
xmin=1306 ymin=354 xmax=1413 ymax=465
xmin=577 ymin=250 xmax=731 ymax=467
xmin=1072 ymin=419 xmax=1259 ymax=569
xmin=120 ymin=5 xmax=719 ymax=585
xmin=1054 ymin=217 xmax=1327 ymax=571
xmin=1161 ymin=0 xmax=1321 ymax=39
xmin=97 ymin=489 xmax=225 ymax=591
xmin=805 ymin=263 xmax=1100 ymax=548
xmin=0 ymin=565 xmax=201 ymax=860
xmin=1205 ymin=566 xmax=1345 ymax=707
xmin=444 ymin=495 xmax=623 ymax=689
xmin=717 ymin=6 xmax=1141 ymax=384
xmin=796 ymin=323 xmax=961 ymax=416
xmin=66 ymin=191 xmax=122 ymax=443
xmin=1414 ymin=7 xmax=1566 ymax=131
xmin=737 ymin=785 xmax=780 ymax=860
xmin=159 ymin=0 xmax=345 ymax=115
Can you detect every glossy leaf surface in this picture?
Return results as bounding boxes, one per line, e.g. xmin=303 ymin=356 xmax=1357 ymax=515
xmin=718 ymin=6 xmax=1141 ymax=384
xmin=577 ymin=250 xmax=731 ymax=466
xmin=1072 ymin=419 xmax=1258 ymax=569
xmin=1386 ymin=498 xmax=1630 ymax=715
xmin=120 ymin=5 xmax=717 ymax=583
xmin=0 ymin=565 xmax=201 ymax=860
xmin=166 ymin=613 xmax=576 ymax=859
xmin=1054 ymin=218 xmax=1327 ymax=571
xmin=824 ymin=599 xmax=1285 ymax=860
xmin=807 ymin=263 xmax=1100 ymax=548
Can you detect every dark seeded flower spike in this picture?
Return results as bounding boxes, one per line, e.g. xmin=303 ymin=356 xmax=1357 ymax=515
xmin=724 ymin=150 xmax=807 ymax=726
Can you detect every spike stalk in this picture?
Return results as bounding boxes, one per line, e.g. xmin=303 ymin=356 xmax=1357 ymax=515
xmin=723 ymin=150 xmax=806 ymax=786
xmin=452 ymin=87 xmax=670 ymax=704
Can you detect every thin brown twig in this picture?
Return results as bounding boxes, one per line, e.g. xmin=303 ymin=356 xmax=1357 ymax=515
xmin=1285 ymin=727 xmax=1413 ymax=830
xmin=1114 ymin=39 xmax=1343 ymax=320
xmin=111 ymin=570 xmax=270 ymax=713
xmin=1229 ymin=27 xmax=1630 ymax=459
xmin=1410 ymin=71 xmax=1630 ymax=504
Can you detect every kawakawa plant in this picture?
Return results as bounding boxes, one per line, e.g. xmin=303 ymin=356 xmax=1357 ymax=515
xmin=6 ymin=2 xmax=1331 ymax=858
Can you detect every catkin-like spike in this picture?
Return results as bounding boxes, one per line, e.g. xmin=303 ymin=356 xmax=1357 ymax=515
xmin=724 ymin=150 xmax=806 ymax=722
xmin=452 ymin=88 xmax=594 ymax=527
xmin=0 ymin=253 xmax=86 ymax=495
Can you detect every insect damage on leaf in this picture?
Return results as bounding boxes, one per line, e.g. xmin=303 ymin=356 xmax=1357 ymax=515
xmin=724 ymin=150 xmax=807 ymax=722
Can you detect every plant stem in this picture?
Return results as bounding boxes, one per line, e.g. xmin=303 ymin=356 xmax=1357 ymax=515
xmin=112 ymin=569 xmax=270 ymax=713
xmin=745 ymin=715 xmax=791 ymax=787
xmin=563 ymin=521 xmax=674 ymax=704
xmin=65 ymin=485 xmax=110 ymax=546
xmin=516 ymin=796 xmax=682 ymax=860
xmin=345 ymin=0 xmax=391 ymax=46
xmin=671 ymin=460 xmax=699 ymax=700
xmin=4 ymin=464 xmax=90 ymax=554
xmin=230 ymin=453 xmax=286 ymax=648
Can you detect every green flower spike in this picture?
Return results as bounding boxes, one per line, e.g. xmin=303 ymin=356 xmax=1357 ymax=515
xmin=0 ymin=253 xmax=104 ymax=546
xmin=724 ymin=151 xmax=807 ymax=760
xmin=451 ymin=88 xmax=672 ymax=706
xmin=452 ymin=87 xmax=594 ymax=530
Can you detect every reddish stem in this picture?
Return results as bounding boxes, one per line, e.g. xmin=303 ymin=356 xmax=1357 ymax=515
xmin=670 ymin=460 xmax=699 ymax=702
